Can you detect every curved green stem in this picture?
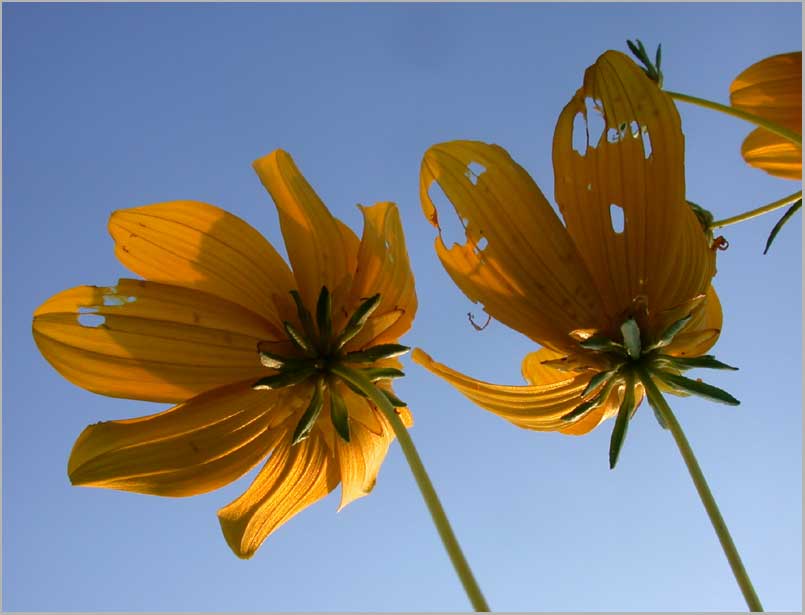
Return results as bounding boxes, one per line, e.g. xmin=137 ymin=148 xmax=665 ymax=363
xmin=712 ymin=190 xmax=802 ymax=229
xmin=636 ymin=365 xmax=763 ymax=612
xmin=331 ymin=364 xmax=490 ymax=612
xmin=667 ymin=90 xmax=801 ymax=146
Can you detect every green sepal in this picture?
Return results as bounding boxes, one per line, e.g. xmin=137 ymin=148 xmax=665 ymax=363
xmin=579 ymin=336 xmax=626 ymax=354
xmin=290 ymin=290 xmax=318 ymax=348
xmin=316 ymin=286 xmax=333 ymax=349
xmin=292 ymin=378 xmax=325 ymax=445
xmin=380 ymin=388 xmax=407 ymax=408
xmin=626 ymin=38 xmax=663 ymax=86
xmin=620 ymin=318 xmax=642 ymax=359
xmin=253 ymin=366 xmax=315 ymax=391
xmin=283 ymin=321 xmax=311 ymax=354
xmin=360 ymin=367 xmax=405 ymax=382
xmin=341 ymin=377 xmax=369 ymax=399
xmin=609 ymin=372 xmax=636 ymax=469
xmin=643 ymin=380 xmax=669 ymax=430
xmin=258 ymin=350 xmax=305 ymax=371
xmin=562 ymin=372 xmax=619 ymax=421
xmin=344 ymin=343 xmax=410 ymax=363
xmin=645 ymin=314 xmax=692 ymax=352
xmin=653 ymin=370 xmax=740 ymax=406
xmin=581 ymin=368 xmax=616 ymax=399
xmin=764 ymin=198 xmax=801 ymax=255
xmin=336 ymin=293 xmax=381 ymax=349
xmin=329 ymin=387 xmax=350 ymax=443
xmin=655 ymin=354 xmax=739 ymax=372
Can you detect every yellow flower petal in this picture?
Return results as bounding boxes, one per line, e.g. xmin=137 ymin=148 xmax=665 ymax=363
xmin=347 ymin=202 xmax=417 ymax=348
xmin=218 ymin=428 xmax=339 ymax=559
xmin=252 ymin=150 xmax=360 ymax=312
xmin=553 ymin=50 xmax=715 ymax=322
xmin=33 ymin=279 xmax=274 ymax=402
xmin=69 ymin=381 xmax=293 ymax=496
xmin=412 ymin=347 xmax=605 ymax=433
xmin=730 ymin=52 xmax=801 ymax=178
xmin=109 ymin=201 xmax=295 ymax=329
xmin=420 ymin=141 xmax=606 ymax=351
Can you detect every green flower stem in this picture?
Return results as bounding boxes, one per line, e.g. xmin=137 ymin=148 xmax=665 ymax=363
xmin=667 ymin=90 xmax=801 ymax=146
xmin=331 ymin=364 xmax=490 ymax=612
xmin=636 ymin=365 xmax=763 ymax=612
xmin=711 ymin=190 xmax=802 ymax=230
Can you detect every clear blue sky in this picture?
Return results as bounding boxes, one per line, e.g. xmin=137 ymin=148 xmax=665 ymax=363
xmin=2 ymin=2 xmax=801 ymax=611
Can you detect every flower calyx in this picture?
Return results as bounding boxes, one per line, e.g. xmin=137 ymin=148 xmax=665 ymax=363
xmin=626 ymin=38 xmax=664 ymax=87
xmin=556 ymin=312 xmax=740 ymax=469
xmin=253 ymin=286 xmax=410 ymax=446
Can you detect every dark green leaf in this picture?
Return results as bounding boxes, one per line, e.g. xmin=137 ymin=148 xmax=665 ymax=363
xmin=657 ymin=354 xmax=739 ymax=371
xmin=292 ymin=378 xmax=325 ymax=445
xmin=620 ymin=318 xmax=642 ymax=359
xmin=579 ymin=335 xmax=625 ymax=354
xmin=380 ymin=388 xmax=407 ymax=408
xmin=653 ymin=370 xmax=740 ymax=405
xmin=253 ymin=366 xmax=315 ymax=391
xmin=258 ymin=350 xmax=305 ymax=371
xmin=329 ymin=387 xmax=350 ymax=443
xmin=316 ymin=286 xmax=333 ymax=348
xmin=360 ymin=367 xmax=405 ymax=382
xmin=290 ymin=290 xmax=318 ymax=347
xmin=581 ymin=369 xmax=616 ymax=399
xmin=764 ymin=199 xmax=801 ymax=255
xmin=562 ymin=372 xmax=619 ymax=421
xmin=646 ymin=314 xmax=692 ymax=352
xmin=283 ymin=321 xmax=311 ymax=354
xmin=345 ymin=343 xmax=410 ymax=363
xmin=336 ymin=294 xmax=381 ymax=349
xmin=609 ymin=374 xmax=636 ymax=469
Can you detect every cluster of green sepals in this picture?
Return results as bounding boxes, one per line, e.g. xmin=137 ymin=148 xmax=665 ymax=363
xmin=627 ymin=38 xmax=663 ymax=87
xmin=558 ymin=313 xmax=740 ymax=469
xmin=252 ymin=286 xmax=409 ymax=446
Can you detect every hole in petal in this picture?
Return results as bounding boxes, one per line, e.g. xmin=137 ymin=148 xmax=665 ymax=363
xmin=641 ymin=127 xmax=653 ymax=159
xmin=572 ymin=112 xmax=587 ymax=155
xmin=610 ymin=204 xmax=625 ymax=234
xmin=586 ymin=183 xmax=593 ymax=191
xmin=78 ymin=314 xmax=106 ymax=328
xmin=607 ymin=127 xmax=621 ymax=143
xmin=585 ymin=98 xmax=606 ymax=149
xmin=630 ymin=120 xmax=640 ymax=138
xmin=428 ymin=182 xmax=468 ymax=247
xmin=102 ymin=295 xmax=126 ymax=307
xmin=465 ymin=162 xmax=486 ymax=185
xmin=475 ymin=236 xmax=489 ymax=253
xmin=78 ymin=306 xmax=99 ymax=314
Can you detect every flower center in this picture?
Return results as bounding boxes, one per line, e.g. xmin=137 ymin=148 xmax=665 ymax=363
xmin=252 ymin=286 xmax=409 ymax=446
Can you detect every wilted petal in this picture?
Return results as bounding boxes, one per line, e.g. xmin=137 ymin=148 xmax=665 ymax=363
xmin=69 ymin=381 xmax=293 ymax=496
xmin=420 ymin=141 xmax=606 ymax=351
xmin=553 ymin=51 xmax=715 ymax=321
xmin=33 ymin=279 xmax=273 ymax=402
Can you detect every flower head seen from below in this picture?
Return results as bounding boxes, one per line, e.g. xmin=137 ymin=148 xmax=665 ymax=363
xmin=729 ymin=51 xmax=802 ymax=180
xmin=32 ymin=149 xmax=417 ymax=558
xmin=414 ymin=51 xmax=736 ymax=468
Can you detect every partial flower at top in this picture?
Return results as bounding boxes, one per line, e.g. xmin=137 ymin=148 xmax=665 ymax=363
xmin=32 ymin=149 xmax=417 ymax=558
xmin=414 ymin=51 xmax=727 ymax=466
xmin=730 ymin=51 xmax=802 ymax=180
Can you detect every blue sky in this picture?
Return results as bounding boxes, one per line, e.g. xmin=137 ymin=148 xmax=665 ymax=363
xmin=2 ymin=2 xmax=801 ymax=612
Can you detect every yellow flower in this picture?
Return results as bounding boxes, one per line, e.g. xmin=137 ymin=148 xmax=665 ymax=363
xmin=730 ymin=51 xmax=802 ymax=180
xmin=413 ymin=51 xmax=724 ymax=461
xmin=32 ymin=149 xmax=417 ymax=558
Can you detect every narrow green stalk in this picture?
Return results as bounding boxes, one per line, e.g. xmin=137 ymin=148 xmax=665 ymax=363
xmin=711 ymin=190 xmax=802 ymax=229
xmin=636 ymin=365 xmax=763 ymax=612
xmin=331 ymin=364 xmax=491 ymax=612
xmin=667 ymin=90 xmax=801 ymax=146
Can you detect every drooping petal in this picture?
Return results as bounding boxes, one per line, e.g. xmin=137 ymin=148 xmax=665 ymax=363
xmin=553 ymin=51 xmax=715 ymax=324
xmin=665 ymin=284 xmax=723 ymax=357
xmin=33 ymin=279 xmax=274 ymax=402
xmin=730 ymin=52 xmax=802 ymax=132
xmin=420 ymin=141 xmax=606 ymax=351
xmin=346 ymin=202 xmax=417 ymax=348
xmin=412 ymin=348 xmax=609 ymax=435
xmin=69 ymin=381 xmax=296 ymax=496
xmin=109 ymin=201 xmax=295 ymax=329
xmin=217 ymin=428 xmax=339 ymax=559
xmin=252 ymin=150 xmax=360 ymax=312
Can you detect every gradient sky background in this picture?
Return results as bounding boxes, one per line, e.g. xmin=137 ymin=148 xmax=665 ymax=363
xmin=2 ymin=2 xmax=801 ymax=612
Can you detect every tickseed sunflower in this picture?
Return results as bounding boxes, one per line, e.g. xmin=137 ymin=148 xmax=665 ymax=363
xmin=32 ymin=149 xmax=417 ymax=559
xmin=730 ymin=51 xmax=802 ymax=180
xmin=413 ymin=51 xmax=731 ymax=468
